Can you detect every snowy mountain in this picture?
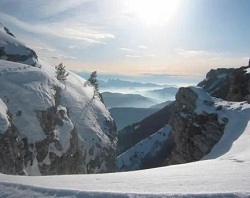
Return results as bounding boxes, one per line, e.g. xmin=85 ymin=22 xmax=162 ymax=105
xmin=1 ymin=86 xmax=250 ymax=197
xmin=1 ymin=24 xmax=250 ymax=197
xmin=99 ymin=79 xmax=164 ymax=89
xmin=0 ymin=25 xmax=117 ymax=175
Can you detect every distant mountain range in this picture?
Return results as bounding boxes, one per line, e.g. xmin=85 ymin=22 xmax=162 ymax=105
xmin=99 ymin=79 xmax=165 ymax=89
xmin=143 ymin=87 xmax=179 ymax=101
xmin=101 ymin=92 xmax=159 ymax=108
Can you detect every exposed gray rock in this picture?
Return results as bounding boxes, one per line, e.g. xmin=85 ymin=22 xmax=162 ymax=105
xmin=226 ymin=66 xmax=250 ymax=102
xmin=198 ymin=63 xmax=250 ymax=103
xmin=0 ymin=111 xmax=27 ymax=175
xmin=0 ymin=46 xmax=39 ymax=67
xmin=197 ymin=68 xmax=233 ymax=100
xmin=165 ymin=87 xmax=226 ymax=165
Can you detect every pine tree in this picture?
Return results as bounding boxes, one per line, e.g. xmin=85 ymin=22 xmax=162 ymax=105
xmin=87 ymin=71 xmax=99 ymax=92
xmin=86 ymin=71 xmax=103 ymax=102
xmin=55 ymin=63 xmax=69 ymax=81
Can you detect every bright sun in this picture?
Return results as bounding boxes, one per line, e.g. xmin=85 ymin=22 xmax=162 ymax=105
xmin=124 ymin=0 xmax=180 ymax=26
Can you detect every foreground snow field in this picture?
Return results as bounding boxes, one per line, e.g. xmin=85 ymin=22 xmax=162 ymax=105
xmin=1 ymin=98 xmax=250 ymax=197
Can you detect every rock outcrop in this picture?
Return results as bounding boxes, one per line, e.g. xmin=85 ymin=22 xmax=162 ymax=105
xmin=198 ymin=63 xmax=250 ymax=103
xmin=226 ymin=66 xmax=250 ymax=102
xmin=0 ymin=104 xmax=27 ymax=175
xmin=165 ymin=87 xmax=226 ymax=165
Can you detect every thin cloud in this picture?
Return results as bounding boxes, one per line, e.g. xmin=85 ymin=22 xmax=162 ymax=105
xmin=64 ymin=28 xmax=114 ymax=43
xmin=125 ymin=54 xmax=156 ymax=58
xmin=28 ymin=0 xmax=93 ymax=18
xmin=69 ymin=46 xmax=78 ymax=49
xmin=0 ymin=12 xmax=115 ymax=44
xmin=138 ymin=45 xmax=148 ymax=49
xmin=147 ymin=54 xmax=156 ymax=58
xmin=126 ymin=55 xmax=143 ymax=58
xmin=51 ymin=55 xmax=76 ymax=60
xmin=175 ymin=48 xmax=223 ymax=58
xmin=32 ymin=46 xmax=56 ymax=52
xmin=119 ymin=48 xmax=133 ymax=52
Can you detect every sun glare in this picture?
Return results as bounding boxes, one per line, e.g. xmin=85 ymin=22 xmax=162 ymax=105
xmin=125 ymin=0 xmax=181 ymax=26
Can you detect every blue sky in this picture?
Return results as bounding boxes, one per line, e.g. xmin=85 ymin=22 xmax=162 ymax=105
xmin=0 ymin=0 xmax=250 ymax=82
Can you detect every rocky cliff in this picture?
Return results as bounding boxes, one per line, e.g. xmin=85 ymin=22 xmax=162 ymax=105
xmin=0 ymin=25 xmax=117 ymax=175
xmin=165 ymin=87 xmax=227 ymax=165
xmin=198 ymin=63 xmax=250 ymax=103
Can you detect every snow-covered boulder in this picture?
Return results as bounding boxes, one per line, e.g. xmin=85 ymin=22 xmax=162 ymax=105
xmin=0 ymin=25 xmax=117 ymax=175
xmin=0 ymin=23 xmax=39 ymax=67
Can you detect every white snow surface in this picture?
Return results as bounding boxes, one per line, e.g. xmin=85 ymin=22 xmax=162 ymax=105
xmin=1 ymin=87 xmax=250 ymax=197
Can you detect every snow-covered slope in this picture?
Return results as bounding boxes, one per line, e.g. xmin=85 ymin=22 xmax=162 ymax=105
xmin=117 ymin=125 xmax=173 ymax=171
xmin=0 ymin=25 xmax=117 ymax=175
xmin=0 ymin=95 xmax=250 ymax=197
